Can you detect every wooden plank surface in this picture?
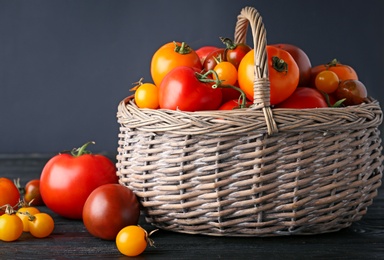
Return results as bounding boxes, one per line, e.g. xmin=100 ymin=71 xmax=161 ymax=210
xmin=1 ymin=155 xmax=383 ymax=259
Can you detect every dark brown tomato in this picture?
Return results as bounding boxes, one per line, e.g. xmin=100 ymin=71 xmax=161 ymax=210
xmin=334 ymin=79 xmax=367 ymax=106
xmin=82 ymin=184 xmax=140 ymax=240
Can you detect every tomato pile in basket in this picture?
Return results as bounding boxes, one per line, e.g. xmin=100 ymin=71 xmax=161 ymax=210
xmin=131 ymin=39 xmax=368 ymax=111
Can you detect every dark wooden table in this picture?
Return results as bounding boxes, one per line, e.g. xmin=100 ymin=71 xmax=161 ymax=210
xmin=1 ymin=154 xmax=383 ymax=260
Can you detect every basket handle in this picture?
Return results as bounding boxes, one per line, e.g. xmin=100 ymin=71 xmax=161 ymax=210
xmin=234 ymin=6 xmax=278 ymax=135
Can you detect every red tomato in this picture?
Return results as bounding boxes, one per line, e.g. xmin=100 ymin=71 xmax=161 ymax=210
xmin=24 ymin=179 xmax=44 ymax=206
xmin=151 ymin=41 xmax=202 ymax=87
xmin=221 ymin=37 xmax=252 ymax=69
xmin=221 ymin=82 xmax=243 ymax=104
xmin=219 ymin=99 xmax=252 ymax=110
xmin=159 ymin=66 xmax=222 ymax=111
xmin=195 ymin=46 xmax=220 ymax=65
xmin=238 ymin=46 xmax=299 ymax=105
xmin=275 ymin=87 xmax=328 ymax=109
xmin=202 ymin=48 xmax=225 ymax=71
xmin=272 ymin=43 xmax=312 ymax=87
xmin=40 ymin=142 xmax=118 ymax=219
xmin=0 ymin=178 xmax=20 ymax=215
xmin=83 ymin=184 xmax=140 ymax=240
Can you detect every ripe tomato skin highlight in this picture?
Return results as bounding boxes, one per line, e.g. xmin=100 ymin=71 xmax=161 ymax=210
xmin=0 ymin=178 xmax=20 ymax=215
xmin=159 ymin=66 xmax=222 ymax=111
xmin=39 ymin=142 xmax=118 ymax=219
xmin=151 ymin=41 xmax=202 ymax=87
xmin=272 ymin=43 xmax=312 ymax=87
xmin=275 ymin=87 xmax=328 ymax=109
xmin=238 ymin=46 xmax=299 ymax=105
xmin=195 ymin=46 xmax=220 ymax=64
xmin=83 ymin=184 xmax=140 ymax=240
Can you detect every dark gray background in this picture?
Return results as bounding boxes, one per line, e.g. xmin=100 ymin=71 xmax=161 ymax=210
xmin=1 ymin=0 xmax=383 ymax=154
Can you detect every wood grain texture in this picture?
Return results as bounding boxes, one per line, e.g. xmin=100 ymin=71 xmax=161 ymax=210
xmin=1 ymin=155 xmax=383 ymax=259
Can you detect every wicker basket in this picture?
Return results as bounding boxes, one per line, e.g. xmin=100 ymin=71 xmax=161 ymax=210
xmin=116 ymin=6 xmax=383 ymax=236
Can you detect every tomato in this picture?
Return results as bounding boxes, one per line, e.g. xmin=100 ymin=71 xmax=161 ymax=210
xmin=238 ymin=46 xmax=299 ymax=105
xmin=195 ymin=46 xmax=220 ymax=65
xmin=24 ymin=179 xmax=44 ymax=206
xmin=0 ymin=178 xmax=20 ymax=215
xmin=151 ymin=41 xmax=202 ymax=87
xmin=221 ymin=37 xmax=252 ymax=69
xmin=275 ymin=87 xmax=328 ymax=109
xmin=83 ymin=184 xmax=140 ymax=240
xmin=40 ymin=141 xmax=118 ymax=219
xmin=0 ymin=205 xmax=23 ymax=242
xmin=202 ymin=48 xmax=225 ymax=71
xmin=17 ymin=205 xmax=40 ymax=232
xmin=219 ymin=99 xmax=252 ymax=110
xmin=213 ymin=61 xmax=238 ymax=86
xmin=273 ymin=43 xmax=312 ymax=87
xmin=28 ymin=212 xmax=55 ymax=238
xmin=334 ymin=79 xmax=367 ymax=106
xmin=310 ymin=59 xmax=358 ymax=87
xmin=133 ymin=82 xmax=159 ymax=109
xmin=315 ymin=70 xmax=340 ymax=94
xmin=116 ymin=226 xmax=156 ymax=257
xmin=159 ymin=66 xmax=222 ymax=111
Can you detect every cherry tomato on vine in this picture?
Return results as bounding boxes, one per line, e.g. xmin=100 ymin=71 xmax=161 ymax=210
xmin=28 ymin=212 xmax=55 ymax=238
xmin=315 ymin=70 xmax=340 ymax=94
xmin=151 ymin=41 xmax=202 ymax=87
xmin=221 ymin=37 xmax=252 ymax=69
xmin=238 ymin=46 xmax=299 ymax=105
xmin=272 ymin=43 xmax=312 ymax=87
xmin=0 ymin=205 xmax=23 ymax=242
xmin=213 ymin=61 xmax=238 ymax=86
xmin=40 ymin=141 xmax=118 ymax=219
xmin=132 ymin=80 xmax=159 ymax=109
xmin=24 ymin=179 xmax=44 ymax=206
xmin=275 ymin=87 xmax=328 ymax=109
xmin=116 ymin=226 xmax=157 ymax=257
xmin=0 ymin=178 xmax=20 ymax=215
xmin=195 ymin=46 xmax=220 ymax=64
xmin=17 ymin=205 xmax=40 ymax=232
xmin=159 ymin=66 xmax=222 ymax=111
xmin=334 ymin=79 xmax=367 ymax=106
xmin=83 ymin=184 xmax=140 ymax=240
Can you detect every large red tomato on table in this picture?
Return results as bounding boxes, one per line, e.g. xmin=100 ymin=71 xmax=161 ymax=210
xmin=39 ymin=142 xmax=118 ymax=219
xmin=82 ymin=184 xmax=140 ymax=240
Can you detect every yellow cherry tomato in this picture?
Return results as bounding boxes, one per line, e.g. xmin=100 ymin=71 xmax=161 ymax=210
xmin=134 ymin=83 xmax=159 ymax=109
xmin=213 ymin=61 xmax=238 ymax=86
xmin=28 ymin=212 xmax=55 ymax=238
xmin=0 ymin=206 xmax=23 ymax=242
xmin=17 ymin=206 xmax=40 ymax=232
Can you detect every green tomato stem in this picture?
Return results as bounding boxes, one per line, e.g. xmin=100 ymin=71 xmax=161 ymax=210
xmin=71 ymin=141 xmax=95 ymax=157
xmin=173 ymin=41 xmax=192 ymax=55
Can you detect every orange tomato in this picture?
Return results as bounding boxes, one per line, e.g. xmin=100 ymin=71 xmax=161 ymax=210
xmin=0 ymin=178 xmax=20 ymax=215
xmin=150 ymin=41 xmax=202 ymax=87
xmin=238 ymin=46 xmax=299 ymax=105
xmin=310 ymin=59 xmax=358 ymax=87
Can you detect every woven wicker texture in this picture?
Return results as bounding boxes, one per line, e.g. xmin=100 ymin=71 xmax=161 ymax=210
xmin=116 ymin=6 xmax=383 ymax=236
